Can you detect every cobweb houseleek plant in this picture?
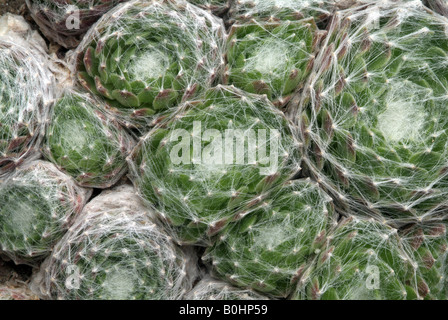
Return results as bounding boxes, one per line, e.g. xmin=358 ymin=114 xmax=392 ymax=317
xmin=31 ymin=185 xmax=193 ymax=300
xmin=0 ymin=160 xmax=91 ymax=266
xmin=225 ymin=18 xmax=318 ymax=107
xmin=73 ymin=0 xmax=227 ymax=130
xmin=290 ymin=3 xmax=448 ymax=225
xmin=43 ymin=90 xmax=135 ymax=188
xmin=293 ymin=216 xmax=419 ymax=300
xmin=0 ymin=39 xmax=54 ymax=176
xmin=203 ymin=178 xmax=335 ymax=298
xmin=402 ymin=222 xmax=448 ymax=300
xmin=26 ymin=0 xmax=128 ymax=48
xmin=128 ymin=85 xmax=301 ymax=245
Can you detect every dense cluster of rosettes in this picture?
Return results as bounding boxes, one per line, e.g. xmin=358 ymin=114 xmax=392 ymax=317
xmin=1 ymin=0 xmax=448 ymax=300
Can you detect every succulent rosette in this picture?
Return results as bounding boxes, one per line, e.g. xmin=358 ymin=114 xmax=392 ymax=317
xmin=43 ymin=91 xmax=135 ymax=188
xmin=293 ymin=216 xmax=419 ymax=300
xmin=0 ymin=160 xmax=91 ymax=266
xmin=74 ymin=0 xmax=227 ymax=129
xmin=0 ymin=39 xmax=54 ymax=176
xmin=292 ymin=3 xmax=448 ymax=225
xmin=26 ymin=0 xmax=128 ymax=48
xmin=128 ymin=85 xmax=301 ymax=245
xmin=30 ymin=185 xmax=193 ymax=300
xmin=225 ymin=18 xmax=318 ymax=107
xmin=203 ymin=178 xmax=335 ymax=298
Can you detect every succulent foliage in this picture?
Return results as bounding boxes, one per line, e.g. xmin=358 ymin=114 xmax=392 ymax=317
xmin=75 ymin=0 xmax=227 ymax=129
xmin=226 ymin=18 xmax=318 ymax=107
xmin=203 ymin=178 xmax=335 ymax=298
xmin=0 ymin=161 xmax=90 ymax=265
xmin=293 ymin=3 xmax=448 ymax=225
xmin=128 ymin=85 xmax=301 ymax=245
xmin=44 ymin=91 xmax=134 ymax=188
xmin=294 ymin=217 xmax=418 ymax=300
xmin=0 ymin=39 xmax=54 ymax=176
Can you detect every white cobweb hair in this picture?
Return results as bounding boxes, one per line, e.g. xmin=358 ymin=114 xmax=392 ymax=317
xmin=0 ymin=160 xmax=92 ymax=266
xmin=0 ymin=15 xmax=55 ymax=176
xmin=287 ymin=1 xmax=448 ymax=226
xmin=25 ymin=0 xmax=128 ymax=48
xmin=30 ymin=184 xmax=197 ymax=300
xmin=185 ymin=275 xmax=271 ymax=300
